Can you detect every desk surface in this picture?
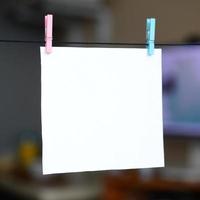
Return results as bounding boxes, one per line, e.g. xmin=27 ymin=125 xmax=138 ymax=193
xmin=0 ymin=175 xmax=100 ymax=200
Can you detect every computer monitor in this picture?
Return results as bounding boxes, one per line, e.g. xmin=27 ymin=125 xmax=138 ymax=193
xmin=163 ymin=46 xmax=200 ymax=136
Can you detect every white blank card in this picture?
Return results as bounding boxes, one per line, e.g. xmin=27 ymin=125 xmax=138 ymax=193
xmin=40 ymin=47 xmax=164 ymax=174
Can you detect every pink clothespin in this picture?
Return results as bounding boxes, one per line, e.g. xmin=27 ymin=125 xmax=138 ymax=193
xmin=45 ymin=14 xmax=53 ymax=54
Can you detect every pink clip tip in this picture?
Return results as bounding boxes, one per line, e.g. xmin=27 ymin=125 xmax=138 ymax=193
xmin=45 ymin=14 xmax=53 ymax=54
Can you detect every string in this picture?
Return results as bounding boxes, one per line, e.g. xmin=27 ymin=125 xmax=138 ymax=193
xmin=0 ymin=39 xmax=200 ymax=46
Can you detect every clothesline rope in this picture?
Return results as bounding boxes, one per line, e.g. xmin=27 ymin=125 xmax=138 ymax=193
xmin=0 ymin=40 xmax=199 ymax=46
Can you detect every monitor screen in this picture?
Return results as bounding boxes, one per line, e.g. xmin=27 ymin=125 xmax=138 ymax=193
xmin=163 ymin=46 xmax=200 ymax=136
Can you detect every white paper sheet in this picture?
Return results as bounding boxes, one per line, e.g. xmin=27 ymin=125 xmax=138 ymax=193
xmin=40 ymin=47 xmax=164 ymax=174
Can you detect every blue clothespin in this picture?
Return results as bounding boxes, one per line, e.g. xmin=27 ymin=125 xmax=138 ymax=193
xmin=146 ymin=18 xmax=156 ymax=56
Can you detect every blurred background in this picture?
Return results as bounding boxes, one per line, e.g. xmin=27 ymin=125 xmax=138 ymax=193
xmin=1 ymin=0 xmax=200 ymax=199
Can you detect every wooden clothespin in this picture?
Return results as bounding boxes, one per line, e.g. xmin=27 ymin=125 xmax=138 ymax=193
xmin=45 ymin=14 xmax=53 ymax=54
xmin=146 ymin=18 xmax=156 ymax=56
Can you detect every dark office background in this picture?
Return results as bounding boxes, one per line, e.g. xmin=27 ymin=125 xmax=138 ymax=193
xmin=1 ymin=0 xmax=200 ymax=200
